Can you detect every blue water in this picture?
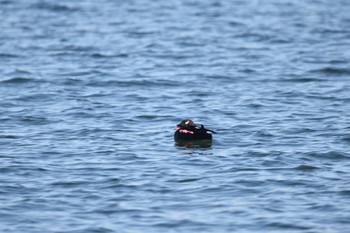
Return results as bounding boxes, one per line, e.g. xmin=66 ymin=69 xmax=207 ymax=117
xmin=1 ymin=0 xmax=350 ymax=232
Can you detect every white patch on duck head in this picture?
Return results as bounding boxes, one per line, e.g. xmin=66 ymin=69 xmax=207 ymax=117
xmin=184 ymin=119 xmax=194 ymax=125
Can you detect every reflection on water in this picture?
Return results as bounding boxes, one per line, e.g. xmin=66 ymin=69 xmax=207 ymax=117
xmin=175 ymin=139 xmax=213 ymax=148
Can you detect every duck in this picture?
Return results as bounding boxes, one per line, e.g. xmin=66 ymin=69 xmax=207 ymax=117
xmin=174 ymin=119 xmax=216 ymax=141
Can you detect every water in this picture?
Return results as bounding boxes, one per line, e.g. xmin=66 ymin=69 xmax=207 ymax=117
xmin=1 ymin=0 xmax=350 ymax=232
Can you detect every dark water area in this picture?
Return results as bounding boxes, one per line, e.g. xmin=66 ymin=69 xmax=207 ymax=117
xmin=1 ymin=0 xmax=350 ymax=232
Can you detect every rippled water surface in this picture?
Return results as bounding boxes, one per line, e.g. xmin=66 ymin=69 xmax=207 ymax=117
xmin=1 ymin=0 xmax=350 ymax=232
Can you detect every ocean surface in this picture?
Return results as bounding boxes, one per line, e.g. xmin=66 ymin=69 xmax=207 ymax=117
xmin=1 ymin=0 xmax=350 ymax=232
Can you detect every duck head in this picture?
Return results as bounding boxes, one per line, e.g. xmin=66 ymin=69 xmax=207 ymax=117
xmin=175 ymin=119 xmax=197 ymax=130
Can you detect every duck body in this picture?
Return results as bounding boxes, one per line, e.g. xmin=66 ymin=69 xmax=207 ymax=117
xmin=174 ymin=119 xmax=215 ymax=141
